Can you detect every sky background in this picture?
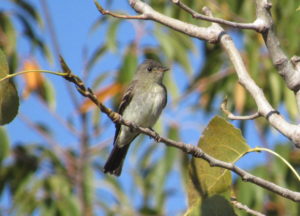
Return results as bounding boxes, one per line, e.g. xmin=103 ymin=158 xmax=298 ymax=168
xmin=1 ymin=0 xmax=292 ymax=214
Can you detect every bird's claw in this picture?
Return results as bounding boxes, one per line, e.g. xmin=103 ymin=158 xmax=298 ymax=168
xmin=149 ymin=128 xmax=161 ymax=142
xmin=130 ymin=122 xmax=139 ymax=132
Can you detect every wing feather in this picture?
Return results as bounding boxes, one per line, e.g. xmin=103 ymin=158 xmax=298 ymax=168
xmin=113 ymin=80 xmax=137 ymax=143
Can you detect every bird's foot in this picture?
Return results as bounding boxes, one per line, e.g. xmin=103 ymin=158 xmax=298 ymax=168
xmin=149 ymin=128 xmax=161 ymax=142
xmin=130 ymin=122 xmax=139 ymax=133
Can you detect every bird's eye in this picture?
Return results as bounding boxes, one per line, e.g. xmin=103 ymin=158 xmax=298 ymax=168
xmin=147 ymin=66 xmax=152 ymax=72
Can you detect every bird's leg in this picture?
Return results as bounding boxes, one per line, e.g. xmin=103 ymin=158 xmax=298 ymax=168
xmin=149 ymin=128 xmax=161 ymax=142
xmin=130 ymin=122 xmax=139 ymax=133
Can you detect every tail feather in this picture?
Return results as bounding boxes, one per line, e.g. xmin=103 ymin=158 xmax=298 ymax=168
xmin=103 ymin=145 xmax=130 ymax=176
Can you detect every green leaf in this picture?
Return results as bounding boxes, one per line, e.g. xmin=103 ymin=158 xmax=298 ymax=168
xmin=184 ymin=195 xmax=237 ymax=216
xmin=92 ymin=72 xmax=109 ymax=89
xmin=42 ymin=78 xmax=56 ymax=110
xmin=14 ymin=0 xmax=43 ymax=26
xmin=86 ymin=45 xmax=107 ymax=72
xmin=15 ymin=14 xmax=51 ymax=60
xmin=106 ymin=20 xmax=120 ymax=51
xmin=284 ymin=87 xmax=298 ymax=120
xmin=154 ymin=28 xmax=174 ymax=59
xmin=0 ymin=127 xmax=9 ymax=164
xmin=0 ymin=49 xmax=19 ymax=125
xmin=201 ymin=195 xmax=236 ymax=216
xmin=118 ymin=43 xmax=138 ymax=84
xmin=186 ymin=116 xmax=250 ymax=207
xmin=169 ymin=34 xmax=192 ymax=75
xmin=0 ymin=13 xmax=17 ymax=55
xmin=269 ymin=72 xmax=282 ymax=106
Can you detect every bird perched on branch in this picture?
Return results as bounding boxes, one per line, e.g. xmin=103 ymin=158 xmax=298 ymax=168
xmin=104 ymin=59 xmax=168 ymax=176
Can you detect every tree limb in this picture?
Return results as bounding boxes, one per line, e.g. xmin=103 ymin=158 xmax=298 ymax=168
xmin=221 ymin=99 xmax=261 ymax=120
xmin=254 ymin=0 xmax=300 ymax=112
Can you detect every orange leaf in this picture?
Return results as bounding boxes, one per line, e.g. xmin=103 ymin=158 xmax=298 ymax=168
xmin=234 ymin=83 xmax=246 ymax=114
xmin=80 ymin=83 xmax=122 ymax=113
xmin=22 ymin=59 xmax=44 ymax=98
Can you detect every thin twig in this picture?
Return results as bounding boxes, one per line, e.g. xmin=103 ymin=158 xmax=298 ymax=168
xmin=95 ymin=0 xmax=222 ymax=43
xmin=221 ymin=99 xmax=261 ymax=120
xmin=171 ymin=0 xmax=266 ymax=32
xmin=94 ymin=0 xmax=146 ymax=20
xmin=231 ymin=199 xmax=266 ymax=216
xmin=18 ymin=114 xmax=66 ymax=159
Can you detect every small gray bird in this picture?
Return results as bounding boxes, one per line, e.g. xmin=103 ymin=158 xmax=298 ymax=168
xmin=104 ymin=59 xmax=168 ymax=176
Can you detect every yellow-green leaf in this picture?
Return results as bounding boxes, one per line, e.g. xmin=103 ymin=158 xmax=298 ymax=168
xmin=0 ymin=127 xmax=9 ymax=164
xmin=0 ymin=49 xmax=19 ymax=125
xmin=118 ymin=43 xmax=137 ymax=84
xmin=186 ymin=116 xmax=249 ymax=208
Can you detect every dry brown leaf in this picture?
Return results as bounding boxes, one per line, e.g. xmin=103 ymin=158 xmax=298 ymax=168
xmin=80 ymin=83 xmax=122 ymax=113
xmin=234 ymin=83 xmax=246 ymax=114
xmin=22 ymin=59 xmax=44 ymax=98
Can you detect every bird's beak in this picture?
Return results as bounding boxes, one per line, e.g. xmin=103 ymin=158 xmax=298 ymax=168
xmin=160 ymin=66 xmax=169 ymax=72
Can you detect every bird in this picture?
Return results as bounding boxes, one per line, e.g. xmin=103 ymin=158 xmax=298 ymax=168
xmin=103 ymin=59 xmax=168 ymax=176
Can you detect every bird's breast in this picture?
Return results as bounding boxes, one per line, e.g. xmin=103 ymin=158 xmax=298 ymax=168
xmin=122 ymin=83 xmax=166 ymax=128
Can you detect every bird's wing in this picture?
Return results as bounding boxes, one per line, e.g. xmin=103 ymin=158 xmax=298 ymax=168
xmin=113 ymin=80 xmax=137 ymax=143
xmin=160 ymin=83 xmax=168 ymax=109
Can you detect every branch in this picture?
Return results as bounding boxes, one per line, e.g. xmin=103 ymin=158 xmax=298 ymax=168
xmin=94 ymin=0 xmax=222 ymax=43
xmin=231 ymin=199 xmax=266 ymax=216
xmin=157 ymin=0 xmax=300 ymax=147
xmin=196 ymin=7 xmax=300 ymax=147
xmin=60 ymin=60 xmax=300 ymax=202
xmin=255 ymin=0 xmax=300 ymax=111
xmin=171 ymin=0 xmax=267 ymax=32
xmin=219 ymin=25 xmax=300 ymax=147
xmin=221 ymin=98 xmax=261 ymax=120
xmin=94 ymin=0 xmax=146 ymax=20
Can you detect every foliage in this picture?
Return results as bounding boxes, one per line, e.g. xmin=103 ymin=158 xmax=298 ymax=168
xmin=0 ymin=49 xmax=19 ymax=125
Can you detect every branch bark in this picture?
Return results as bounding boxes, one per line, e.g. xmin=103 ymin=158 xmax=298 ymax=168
xmin=171 ymin=0 xmax=267 ymax=32
xmin=255 ymin=0 xmax=300 ymax=112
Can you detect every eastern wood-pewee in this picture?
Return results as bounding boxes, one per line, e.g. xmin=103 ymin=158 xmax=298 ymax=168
xmin=104 ymin=59 xmax=168 ymax=176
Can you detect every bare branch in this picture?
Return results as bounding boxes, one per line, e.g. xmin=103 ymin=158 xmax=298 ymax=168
xmin=219 ymin=27 xmax=300 ymax=147
xmin=255 ymin=0 xmax=300 ymax=111
xmin=94 ymin=0 xmax=224 ymax=43
xmin=94 ymin=0 xmax=146 ymax=20
xmin=231 ymin=199 xmax=266 ymax=216
xmin=221 ymin=99 xmax=261 ymax=120
xmin=171 ymin=0 xmax=266 ymax=32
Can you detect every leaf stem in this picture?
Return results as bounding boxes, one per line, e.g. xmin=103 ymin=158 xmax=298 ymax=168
xmin=248 ymin=147 xmax=300 ymax=182
xmin=0 ymin=70 xmax=68 ymax=82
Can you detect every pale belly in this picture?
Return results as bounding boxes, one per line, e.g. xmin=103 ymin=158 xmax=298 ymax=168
xmin=122 ymin=84 xmax=166 ymax=127
xmin=116 ymin=84 xmax=166 ymax=147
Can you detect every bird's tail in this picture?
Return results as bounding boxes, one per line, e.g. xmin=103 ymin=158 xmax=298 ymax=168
xmin=103 ymin=145 xmax=130 ymax=176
